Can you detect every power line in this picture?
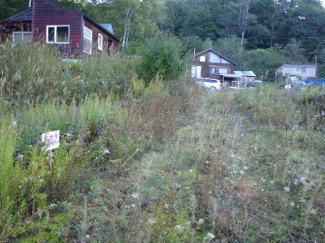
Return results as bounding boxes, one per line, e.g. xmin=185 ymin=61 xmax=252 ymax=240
xmin=248 ymin=37 xmax=325 ymax=40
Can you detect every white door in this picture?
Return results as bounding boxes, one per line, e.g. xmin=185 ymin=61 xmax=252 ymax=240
xmin=196 ymin=66 xmax=202 ymax=78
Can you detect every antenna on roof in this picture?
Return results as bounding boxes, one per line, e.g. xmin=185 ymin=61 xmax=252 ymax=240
xmin=209 ymin=41 xmax=212 ymax=49
xmin=29 ymin=0 xmax=32 ymax=8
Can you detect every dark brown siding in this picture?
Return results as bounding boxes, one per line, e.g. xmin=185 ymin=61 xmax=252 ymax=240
xmin=84 ymin=19 xmax=119 ymax=56
xmin=192 ymin=50 xmax=235 ymax=79
xmin=32 ymin=0 xmax=83 ymax=57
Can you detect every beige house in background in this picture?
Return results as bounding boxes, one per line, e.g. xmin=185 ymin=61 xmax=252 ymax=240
xmin=276 ymin=64 xmax=317 ymax=79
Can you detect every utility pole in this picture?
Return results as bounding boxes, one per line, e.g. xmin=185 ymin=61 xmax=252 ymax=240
xmin=315 ymin=55 xmax=318 ymax=77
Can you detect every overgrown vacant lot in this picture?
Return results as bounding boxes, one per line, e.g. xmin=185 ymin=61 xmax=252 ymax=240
xmin=0 ymin=44 xmax=324 ymax=243
xmin=1 ymin=85 xmax=324 ymax=242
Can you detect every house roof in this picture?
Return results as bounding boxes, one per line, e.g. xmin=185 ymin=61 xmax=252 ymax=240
xmin=0 ymin=0 xmax=120 ymax=42
xmin=100 ymin=23 xmax=114 ymax=34
xmin=0 ymin=8 xmax=32 ymax=22
xmin=280 ymin=64 xmax=316 ymax=68
xmin=194 ymin=48 xmax=237 ymax=65
xmin=234 ymin=71 xmax=256 ymax=77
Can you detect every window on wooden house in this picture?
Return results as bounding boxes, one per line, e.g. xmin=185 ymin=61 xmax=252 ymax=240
xmin=209 ymin=67 xmax=216 ymax=75
xmin=219 ymin=68 xmax=228 ymax=74
xmin=83 ymin=26 xmax=92 ymax=54
xmin=200 ymin=56 xmax=206 ymax=62
xmin=12 ymin=32 xmax=32 ymax=44
xmin=46 ymin=26 xmax=69 ymax=44
xmin=98 ymin=33 xmax=103 ymax=51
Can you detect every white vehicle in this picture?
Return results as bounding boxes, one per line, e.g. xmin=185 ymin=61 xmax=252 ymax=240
xmin=197 ymin=78 xmax=222 ymax=90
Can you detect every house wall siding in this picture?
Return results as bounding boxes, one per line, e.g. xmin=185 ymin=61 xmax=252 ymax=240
xmin=32 ymin=0 xmax=83 ymax=57
xmin=83 ymin=19 xmax=119 ymax=56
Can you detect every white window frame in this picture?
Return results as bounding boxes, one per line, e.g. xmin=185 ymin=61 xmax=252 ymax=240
xmin=83 ymin=26 xmax=92 ymax=54
xmin=98 ymin=33 xmax=103 ymax=51
xmin=296 ymin=67 xmax=301 ymax=73
xmin=46 ymin=25 xmax=70 ymax=44
xmin=200 ymin=56 xmax=206 ymax=62
xmin=12 ymin=31 xmax=32 ymax=44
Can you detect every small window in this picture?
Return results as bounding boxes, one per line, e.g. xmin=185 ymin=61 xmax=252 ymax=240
xmin=200 ymin=56 xmax=206 ymax=62
xmin=209 ymin=67 xmax=216 ymax=75
xmin=46 ymin=25 xmax=69 ymax=44
xmin=98 ymin=33 xmax=103 ymax=51
xmin=12 ymin=32 xmax=32 ymax=44
xmin=83 ymin=26 xmax=92 ymax=54
xmin=219 ymin=68 xmax=228 ymax=74
xmin=301 ymin=67 xmax=306 ymax=73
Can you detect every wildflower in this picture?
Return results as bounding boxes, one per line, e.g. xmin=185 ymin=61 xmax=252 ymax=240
xmin=283 ymin=186 xmax=290 ymax=193
xmin=49 ymin=203 xmax=58 ymax=209
xmin=289 ymin=202 xmax=295 ymax=207
xmin=299 ymin=177 xmax=306 ymax=184
xmin=132 ymin=193 xmax=139 ymax=199
xmin=204 ymin=233 xmax=215 ymax=241
xmin=148 ymin=219 xmax=156 ymax=225
xmin=243 ymin=166 xmax=248 ymax=170
xmin=230 ymin=154 xmax=235 ymax=158
xmin=16 ymin=154 xmax=24 ymax=160
xmin=131 ymin=204 xmax=135 ymax=208
xmin=103 ymin=149 xmax=111 ymax=156
xmin=198 ymin=218 xmax=204 ymax=225
xmin=174 ymin=225 xmax=184 ymax=235
xmin=85 ymin=235 xmax=90 ymax=239
xmin=294 ymin=179 xmax=299 ymax=186
xmin=12 ymin=121 xmax=17 ymax=127
xmin=240 ymin=170 xmax=244 ymax=174
xmin=164 ymin=204 xmax=169 ymax=209
xmin=310 ymin=209 xmax=317 ymax=215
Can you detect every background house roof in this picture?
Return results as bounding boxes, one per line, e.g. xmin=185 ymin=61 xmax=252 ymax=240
xmin=234 ymin=71 xmax=256 ymax=77
xmin=280 ymin=64 xmax=317 ymax=68
xmin=194 ymin=48 xmax=237 ymax=65
xmin=99 ymin=23 xmax=114 ymax=34
xmin=0 ymin=8 xmax=32 ymax=22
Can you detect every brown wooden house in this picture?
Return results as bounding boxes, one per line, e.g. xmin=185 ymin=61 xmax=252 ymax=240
xmin=191 ymin=49 xmax=236 ymax=80
xmin=0 ymin=0 xmax=120 ymax=58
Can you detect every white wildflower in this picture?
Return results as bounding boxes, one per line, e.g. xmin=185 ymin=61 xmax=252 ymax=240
xmin=131 ymin=204 xmax=135 ymax=208
xmin=49 ymin=203 xmax=58 ymax=209
xmin=310 ymin=209 xmax=317 ymax=215
xmin=103 ymin=149 xmax=111 ymax=155
xmin=198 ymin=218 xmax=204 ymax=225
xmin=299 ymin=177 xmax=306 ymax=184
xmin=12 ymin=121 xmax=17 ymax=127
xmin=230 ymin=154 xmax=235 ymax=158
xmin=148 ymin=219 xmax=156 ymax=225
xmin=132 ymin=193 xmax=139 ymax=199
xmin=243 ymin=166 xmax=248 ymax=170
xmin=290 ymin=202 xmax=295 ymax=207
xmin=283 ymin=186 xmax=290 ymax=193
xmin=174 ymin=225 xmax=184 ymax=235
xmin=16 ymin=154 xmax=24 ymax=160
xmin=164 ymin=204 xmax=169 ymax=209
xmin=240 ymin=170 xmax=245 ymax=174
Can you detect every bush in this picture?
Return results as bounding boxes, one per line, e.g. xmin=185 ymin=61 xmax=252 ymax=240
xmin=137 ymin=36 xmax=186 ymax=84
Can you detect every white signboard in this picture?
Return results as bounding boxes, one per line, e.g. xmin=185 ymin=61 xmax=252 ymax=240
xmin=41 ymin=130 xmax=60 ymax=151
